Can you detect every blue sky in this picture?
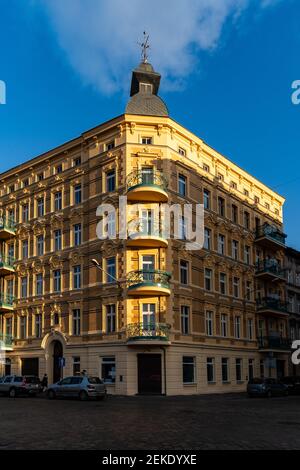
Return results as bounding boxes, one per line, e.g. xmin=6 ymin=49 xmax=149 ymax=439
xmin=0 ymin=0 xmax=299 ymax=248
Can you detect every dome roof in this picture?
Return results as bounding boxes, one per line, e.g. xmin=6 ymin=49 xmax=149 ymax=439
xmin=126 ymin=92 xmax=169 ymax=117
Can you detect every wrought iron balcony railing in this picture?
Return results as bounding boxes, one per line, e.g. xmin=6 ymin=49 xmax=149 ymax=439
xmin=126 ymin=270 xmax=171 ymax=289
xmin=255 ymin=260 xmax=284 ymax=277
xmin=255 ymin=224 xmax=286 ymax=245
xmin=0 ymin=253 xmax=15 ymax=269
xmin=258 ymin=335 xmax=291 ymax=350
xmin=127 ymin=218 xmax=165 ymax=239
xmin=0 ymin=216 xmax=17 ymax=233
xmin=0 ymin=333 xmax=13 ymax=349
xmin=126 ymin=322 xmax=171 ymax=342
xmin=256 ymin=297 xmax=288 ymax=313
xmin=126 ymin=169 xmax=168 ymax=192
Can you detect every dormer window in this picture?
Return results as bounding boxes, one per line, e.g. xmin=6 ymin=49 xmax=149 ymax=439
xmin=140 ymin=83 xmax=152 ymax=94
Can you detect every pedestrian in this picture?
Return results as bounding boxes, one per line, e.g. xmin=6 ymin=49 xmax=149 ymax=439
xmin=41 ymin=373 xmax=48 ymax=392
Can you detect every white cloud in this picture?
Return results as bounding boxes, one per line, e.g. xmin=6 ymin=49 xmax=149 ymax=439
xmin=41 ymin=0 xmax=283 ymax=95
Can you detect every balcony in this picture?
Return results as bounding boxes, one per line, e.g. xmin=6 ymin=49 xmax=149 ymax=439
xmin=126 ymin=169 xmax=168 ymax=202
xmin=258 ymin=335 xmax=291 ymax=352
xmin=0 ymin=216 xmax=16 ymax=240
xmin=0 ymin=254 xmax=15 ymax=276
xmin=255 ymin=260 xmax=285 ymax=282
xmin=0 ymin=294 xmax=14 ymax=313
xmin=0 ymin=333 xmax=13 ymax=351
xmin=256 ymin=297 xmax=288 ymax=317
xmin=255 ymin=224 xmax=286 ymax=249
xmin=127 ymin=270 xmax=171 ymax=296
xmin=127 ymin=219 xmax=168 ymax=248
xmin=126 ymin=322 xmax=171 ymax=345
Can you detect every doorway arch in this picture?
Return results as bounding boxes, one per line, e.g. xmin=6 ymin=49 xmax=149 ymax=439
xmin=42 ymin=331 xmax=66 ymax=384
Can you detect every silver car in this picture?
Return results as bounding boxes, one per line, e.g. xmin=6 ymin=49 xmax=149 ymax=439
xmin=0 ymin=375 xmax=41 ymax=398
xmin=47 ymin=376 xmax=107 ymax=401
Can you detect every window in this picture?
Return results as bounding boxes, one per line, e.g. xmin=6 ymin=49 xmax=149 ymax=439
xmin=265 ymin=202 xmax=270 ymax=210
xmin=72 ymin=309 xmax=81 ymax=336
xmin=232 ymin=204 xmax=238 ymax=224
xmin=204 ymin=268 xmax=212 ymax=291
xmin=54 ymin=191 xmax=62 ymax=211
xmin=35 ymin=314 xmax=42 ymax=338
xmin=180 ymin=260 xmax=189 ymax=285
xmin=8 ymin=243 xmax=14 ymax=260
xmin=9 ymin=184 xmax=15 ymax=193
xmin=7 ymin=279 xmax=14 ymax=298
xmin=218 ymin=234 xmax=225 ymax=255
xmin=260 ymin=360 xmax=264 ymax=378
xmin=22 ymin=204 xmax=29 ymax=223
xmin=178 ymin=147 xmax=186 ymax=157
xmin=56 ymin=164 xmax=63 ymax=174
xmin=222 ymin=358 xmax=229 ymax=383
xmin=101 ymin=357 xmax=116 ymax=383
xmin=219 ymin=273 xmax=227 ymax=295
xmin=37 ymin=172 xmax=44 ymax=181
xmin=73 ymin=357 xmax=81 ymax=375
xmin=21 ymin=276 xmax=28 ymax=298
xmin=36 ymin=273 xmax=43 ymax=296
xmin=234 ymin=317 xmax=241 ymax=339
xmin=6 ymin=317 xmax=12 ymax=337
xmin=204 ymin=228 xmax=211 ymax=250
xmin=203 ymin=164 xmax=210 ymax=172
xmin=248 ymin=359 xmax=254 ymax=381
xmin=142 ymin=303 xmax=155 ymax=328
xmin=246 ymin=281 xmax=252 ymax=301
xmin=73 ymin=156 xmax=81 ymax=167
xmin=244 ymin=189 xmax=249 ymax=197
xmin=53 ymin=270 xmax=61 ymax=293
xmin=20 ymin=316 xmax=27 ymax=339
xmin=140 ymin=82 xmax=152 ymax=93
xmin=37 ymin=198 xmax=44 ymax=218
xmin=106 ymin=170 xmax=116 ymax=192
xmin=218 ymin=197 xmax=225 ymax=217
xmin=73 ymin=265 xmax=82 ymax=290
xmin=221 ymin=314 xmax=228 ymax=337
xmin=244 ymin=245 xmax=251 ymax=265
xmin=74 ymin=223 xmax=82 ymax=246
xmin=107 ymin=257 xmax=116 ymax=283
xmin=178 ymin=174 xmax=187 ymax=196
xmin=54 ymin=229 xmax=62 ymax=251
xmin=230 ymin=181 xmax=237 ymax=190
xmin=182 ymin=356 xmax=195 ymax=384
xmin=106 ymin=304 xmax=116 ymax=333
xmin=205 ymin=311 xmax=213 ymax=336
xmin=244 ymin=211 xmax=250 ymax=229
xmin=218 ymin=173 xmax=224 ymax=182
xmin=203 ymin=189 xmax=210 ymax=210
xmin=8 ymin=209 xmax=15 ymax=224
xmin=232 ymin=240 xmax=239 ymax=260
xmin=142 ymin=137 xmax=152 ymax=145
xmin=181 ymin=306 xmax=190 ymax=334
xmin=233 ymin=277 xmax=240 ymax=298
xmin=179 ymin=216 xmax=187 ymax=240
xmin=207 ymin=358 xmax=215 ymax=383
xmin=247 ymin=318 xmax=254 ymax=340
xmin=22 ymin=239 xmax=29 ymax=259
xmin=74 ymin=184 xmax=82 ymax=204
xmin=53 ymin=313 xmax=59 ymax=325
xmin=23 ymin=178 xmax=29 ymax=188
xmin=107 ymin=212 xmax=116 ymax=238
xmin=37 ymin=234 xmax=44 ymax=256
xmin=106 ymin=141 xmax=115 ymax=151
xmin=236 ymin=358 xmax=242 ymax=382
xmin=254 ymin=196 xmax=260 ymax=204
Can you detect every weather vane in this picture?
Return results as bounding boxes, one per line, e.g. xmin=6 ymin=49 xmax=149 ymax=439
xmin=138 ymin=31 xmax=150 ymax=63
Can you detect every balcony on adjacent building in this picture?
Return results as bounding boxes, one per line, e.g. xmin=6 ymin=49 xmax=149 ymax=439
xmin=126 ymin=169 xmax=168 ymax=202
xmin=258 ymin=335 xmax=291 ymax=352
xmin=256 ymin=297 xmax=288 ymax=317
xmin=255 ymin=224 xmax=286 ymax=249
xmin=0 ymin=216 xmax=16 ymax=240
xmin=126 ymin=322 xmax=171 ymax=345
xmin=0 ymin=253 xmax=15 ymax=276
xmin=255 ymin=259 xmax=285 ymax=282
xmin=127 ymin=270 xmax=171 ymax=296
xmin=0 ymin=333 xmax=13 ymax=351
xmin=127 ymin=218 xmax=168 ymax=248
xmin=0 ymin=294 xmax=14 ymax=313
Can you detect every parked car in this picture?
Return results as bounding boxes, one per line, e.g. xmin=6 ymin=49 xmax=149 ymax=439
xmin=47 ymin=376 xmax=107 ymax=401
xmin=247 ymin=378 xmax=289 ymax=397
xmin=0 ymin=375 xmax=41 ymax=398
xmin=280 ymin=376 xmax=300 ymax=395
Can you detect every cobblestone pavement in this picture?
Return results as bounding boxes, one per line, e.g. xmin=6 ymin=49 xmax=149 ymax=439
xmin=0 ymin=393 xmax=300 ymax=450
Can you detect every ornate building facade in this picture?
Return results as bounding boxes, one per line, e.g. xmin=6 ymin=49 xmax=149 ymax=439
xmin=0 ymin=60 xmax=291 ymax=394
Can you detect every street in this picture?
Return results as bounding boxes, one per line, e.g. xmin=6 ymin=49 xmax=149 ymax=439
xmin=0 ymin=393 xmax=299 ymax=450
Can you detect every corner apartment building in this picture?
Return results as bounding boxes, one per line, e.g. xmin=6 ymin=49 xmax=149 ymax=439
xmin=0 ymin=60 xmax=291 ymax=394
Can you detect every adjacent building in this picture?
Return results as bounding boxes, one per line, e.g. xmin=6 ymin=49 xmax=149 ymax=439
xmin=0 ymin=59 xmax=292 ymax=394
xmin=285 ymin=247 xmax=300 ymax=375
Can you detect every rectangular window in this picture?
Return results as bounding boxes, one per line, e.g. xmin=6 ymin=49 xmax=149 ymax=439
xmin=22 ymin=204 xmax=29 ymax=223
xmin=179 ymin=216 xmax=187 ymax=240
xmin=203 ymin=164 xmax=210 ymax=172
xmin=244 ymin=211 xmax=250 ymax=229
xmin=204 ymin=227 xmax=211 ymax=250
xmin=106 ymin=304 xmax=116 ymax=333
xmin=73 ymin=265 xmax=82 ymax=290
xmin=56 ymin=164 xmax=63 ymax=174
xmin=9 ymin=184 xmax=15 ymax=193
xmin=219 ymin=273 xmax=227 ymax=295
xmin=222 ymin=358 xmax=229 ymax=383
xmin=107 ymin=212 xmax=116 ymax=238
xmin=20 ymin=316 xmax=27 ymax=339
xmin=181 ymin=305 xmax=190 ymax=335
xmin=233 ymin=277 xmax=240 ymax=298
xmin=37 ymin=172 xmax=44 ymax=181
xmin=248 ymin=359 xmax=254 ymax=381
xmin=36 ymin=273 xmax=43 ymax=296
xmin=221 ymin=314 xmax=228 ymax=337
xmin=232 ymin=240 xmax=239 ymax=260
xmin=37 ymin=198 xmax=44 ymax=217
xmin=74 ymin=184 xmax=82 ymax=204
xmin=247 ymin=318 xmax=253 ymax=340
xmin=106 ymin=141 xmax=115 ymax=151
xmin=203 ymin=189 xmax=210 ymax=210
xmin=260 ymin=360 xmax=264 ymax=378
xmin=8 ymin=243 xmax=14 ymax=260
xmin=37 ymin=235 xmax=44 ymax=256
xmin=232 ymin=204 xmax=238 ymax=224
xmin=73 ymin=357 xmax=81 ymax=376
xmin=72 ymin=309 xmax=81 ymax=336
xmin=101 ymin=357 xmax=116 ymax=384
xmin=73 ymin=156 xmax=81 ymax=167
xmin=204 ymin=268 xmax=212 ymax=291
xmin=54 ymin=229 xmax=62 ymax=251
xmin=180 ymin=260 xmax=188 ymax=285
xmin=236 ymin=358 xmax=242 ymax=382
xmin=7 ymin=279 xmax=14 ymax=298
xmin=53 ymin=270 xmax=61 ymax=293
xmin=142 ymin=303 xmax=155 ymax=328
xmin=6 ymin=317 xmax=12 ymax=337
xmin=140 ymin=83 xmax=152 ymax=93
xmin=142 ymin=137 xmax=152 ymax=145
xmin=178 ymin=147 xmax=186 ymax=157
xmin=21 ymin=276 xmax=28 ymax=298
xmin=182 ymin=356 xmax=195 ymax=384
xmin=178 ymin=174 xmax=187 ymax=196
xmin=206 ymin=311 xmax=213 ymax=336
xmin=74 ymin=223 xmax=82 ymax=246
xmin=107 ymin=257 xmax=116 ymax=283
xmin=244 ymin=245 xmax=251 ymax=265
xmin=22 ymin=240 xmax=29 ymax=259
xmin=234 ymin=316 xmax=241 ymax=339
xmin=54 ymin=191 xmax=62 ymax=211
xmin=35 ymin=314 xmax=42 ymax=338
xmin=23 ymin=178 xmax=29 ymax=188
xmin=207 ymin=358 xmax=215 ymax=383
xmin=218 ymin=234 xmax=225 ymax=255
xmin=106 ymin=170 xmax=116 ymax=192
xmin=218 ymin=197 xmax=225 ymax=217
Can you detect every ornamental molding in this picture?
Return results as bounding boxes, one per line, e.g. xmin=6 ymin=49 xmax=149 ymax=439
xmin=49 ymin=255 xmax=63 ymax=269
xmin=50 ymin=214 xmax=64 ymax=229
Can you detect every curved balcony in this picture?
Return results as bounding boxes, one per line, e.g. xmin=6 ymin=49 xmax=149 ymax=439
xmin=0 ymin=294 xmax=14 ymax=313
xmin=126 ymin=169 xmax=168 ymax=202
xmin=0 ymin=254 xmax=15 ymax=276
xmin=0 ymin=217 xmax=16 ymax=240
xmin=126 ymin=322 xmax=171 ymax=345
xmin=127 ymin=219 xmax=168 ymax=248
xmin=0 ymin=333 xmax=13 ymax=351
xmin=256 ymin=297 xmax=288 ymax=317
xmin=255 ymin=224 xmax=286 ymax=249
xmin=127 ymin=270 xmax=171 ymax=296
xmin=255 ymin=260 xmax=285 ymax=282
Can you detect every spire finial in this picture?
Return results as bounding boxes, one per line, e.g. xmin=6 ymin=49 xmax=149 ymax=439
xmin=138 ymin=31 xmax=150 ymax=63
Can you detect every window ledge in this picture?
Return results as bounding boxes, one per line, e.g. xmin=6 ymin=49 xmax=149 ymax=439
xmin=222 ymin=381 xmax=231 ymax=385
xmin=237 ymin=381 xmax=244 ymax=384
xmin=207 ymin=381 xmax=216 ymax=385
xmin=183 ymin=383 xmax=197 ymax=386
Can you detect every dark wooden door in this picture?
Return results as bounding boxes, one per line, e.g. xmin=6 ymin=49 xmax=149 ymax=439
xmin=53 ymin=341 xmax=63 ymax=383
xmin=137 ymin=354 xmax=162 ymax=394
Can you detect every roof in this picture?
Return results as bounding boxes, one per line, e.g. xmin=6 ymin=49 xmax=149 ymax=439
xmin=125 ymin=92 xmax=169 ymax=116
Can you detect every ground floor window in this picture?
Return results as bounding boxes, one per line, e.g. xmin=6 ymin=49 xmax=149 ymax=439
xmin=207 ymin=357 xmax=215 ymax=383
xmin=260 ymin=359 xmax=265 ymax=378
xmin=101 ymin=356 xmax=116 ymax=384
xmin=222 ymin=358 xmax=229 ymax=383
xmin=236 ymin=358 xmax=242 ymax=382
xmin=182 ymin=356 xmax=195 ymax=384
xmin=248 ymin=359 xmax=254 ymax=381
xmin=73 ymin=356 xmax=80 ymax=375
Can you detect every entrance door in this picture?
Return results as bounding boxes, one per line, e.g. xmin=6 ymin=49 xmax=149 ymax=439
xmin=137 ymin=354 xmax=162 ymax=395
xmin=276 ymin=359 xmax=285 ymax=378
xmin=53 ymin=341 xmax=63 ymax=384
xmin=21 ymin=358 xmax=39 ymax=376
